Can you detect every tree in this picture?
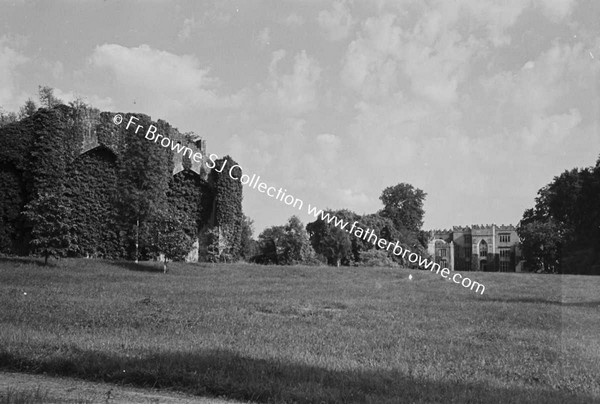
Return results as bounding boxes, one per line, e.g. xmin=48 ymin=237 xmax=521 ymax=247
xmin=379 ymin=183 xmax=427 ymax=232
xmin=68 ymin=96 xmax=100 ymax=138
xmin=151 ymin=208 xmax=192 ymax=273
xmin=22 ymin=193 xmax=73 ymax=265
xmin=351 ymin=213 xmax=397 ymax=260
xmin=306 ymin=210 xmax=352 ymax=266
xmin=280 ymin=216 xmax=315 ymax=264
xmin=256 ymin=225 xmax=286 ymax=264
xmin=518 ymin=164 xmax=600 ymax=274
xmin=0 ymin=108 xmax=17 ymax=127
xmin=114 ymin=187 xmax=161 ymax=261
xmin=256 ymin=216 xmax=315 ymax=265
xmin=517 ymin=215 xmax=562 ymax=273
xmin=239 ymin=215 xmax=257 ymax=261
xmin=38 ymin=85 xmax=63 ymax=108
xmin=18 ymin=99 xmax=37 ymax=120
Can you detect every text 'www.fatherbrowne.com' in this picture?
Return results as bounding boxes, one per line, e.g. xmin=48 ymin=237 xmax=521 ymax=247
xmin=113 ymin=113 xmax=485 ymax=295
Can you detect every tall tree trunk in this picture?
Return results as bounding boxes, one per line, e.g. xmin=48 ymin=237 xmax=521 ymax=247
xmin=163 ymin=258 xmax=167 ymax=273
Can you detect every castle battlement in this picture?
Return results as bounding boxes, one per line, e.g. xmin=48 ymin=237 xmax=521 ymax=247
xmin=427 ymin=224 xmax=522 ymax=273
xmin=431 ymin=224 xmax=517 ymax=232
xmin=78 ymin=109 xmax=209 ymax=180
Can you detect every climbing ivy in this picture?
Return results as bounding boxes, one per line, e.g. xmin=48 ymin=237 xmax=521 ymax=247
xmin=210 ymin=156 xmax=243 ymax=259
xmin=64 ymin=147 xmax=120 ymax=258
xmin=0 ymin=106 xmax=244 ymax=261
xmin=167 ymin=170 xmax=204 ymax=239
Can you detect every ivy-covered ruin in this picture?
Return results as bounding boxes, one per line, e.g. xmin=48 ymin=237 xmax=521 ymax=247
xmin=0 ymin=104 xmax=243 ymax=261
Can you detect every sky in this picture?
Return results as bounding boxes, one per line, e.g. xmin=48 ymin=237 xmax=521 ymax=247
xmin=1 ymin=0 xmax=599 ymax=234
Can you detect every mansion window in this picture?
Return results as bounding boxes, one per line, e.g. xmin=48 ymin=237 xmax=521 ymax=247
xmin=500 ymin=261 xmax=510 ymax=272
xmin=499 ymin=234 xmax=511 ymax=243
xmin=464 ymin=235 xmax=472 ymax=243
xmin=499 ymin=248 xmax=511 ymax=259
xmin=440 ymin=249 xmax=447 ymax=257
xmin=479 ymin=240 xmax=488 ymax=257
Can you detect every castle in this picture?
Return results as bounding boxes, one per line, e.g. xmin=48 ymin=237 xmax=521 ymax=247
xmin=427 ymin=225 xmax=523 ymax=272
xmin=0 ymin=105 xmax=243 ymax=261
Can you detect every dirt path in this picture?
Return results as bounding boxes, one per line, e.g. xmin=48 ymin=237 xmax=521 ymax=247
xmin=0 ymin=371 xmax=250 ymax=404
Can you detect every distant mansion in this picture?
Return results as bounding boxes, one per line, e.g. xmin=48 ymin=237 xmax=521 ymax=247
xmin=427 ymin=225 xmax=524 ymax=272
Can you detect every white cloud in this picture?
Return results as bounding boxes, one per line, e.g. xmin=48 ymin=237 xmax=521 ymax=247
xmin=281 ymin=13 xmax=305 ymax=28
xmin=53 ymin=88 xmax=114 ymax=111
xmin=202 ymin=5 xmax=233 ymax=24
xmin=480 ymin=41 xmax=599 ymax=132
xmin=260 ymin=49 xmax=321 ymax=115
xmin=337 ymin=188 xmax=372 ymax=208
xmin=90 ymin=44 xmax=241 ymax=111
xmin=316 ymin=133 xmax=341 ymax=164
xmin=341 ymin=12 xmax=474 ymax=103
xmin=520 ymin=109 xmax=582 ymax=148
xmin=534 ymin=0 xmax=576 ymax=21
xmin=318 ymin=0 xmax=354 ymax=41
xmin=178 ymin=17 xmax=197 ymax=41
xmin=380 ymin=0 xmax=575 ymax=48
xmin=341 ymin=14 xmax=401 ymax=98
xmin=268 ymin=49 xmax=287 ymax=76
xmin=316 ymin=132 xmax=340 ymax=147
xmin=455 ymin=0 xmax=527 ymax=46
xmin=257 ymin=27 xmax=271 ymax=47
xmin=0 ymin=36 xmax=28 ymax=111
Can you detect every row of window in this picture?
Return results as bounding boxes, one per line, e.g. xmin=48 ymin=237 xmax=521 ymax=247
xmin=439 ymin=247 xmax=511 ymax=258
xmin=438 ymin=260 xmax=514 ymax=271
xmin=458 ymin=234 xmax=512 ymax=243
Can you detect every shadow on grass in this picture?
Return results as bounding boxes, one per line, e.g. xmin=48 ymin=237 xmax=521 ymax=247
xmin=482 ymin=297 xmax=600 ymax=308
xmin=0 ymin=348 xmax=595 ymax=404
xmin=111 ymin=261 xmax=164 ymax=273
xmin=0 ymin=257 xmax=55 ymax=268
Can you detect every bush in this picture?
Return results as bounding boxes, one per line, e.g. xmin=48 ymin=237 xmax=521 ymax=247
xmin=359 ymin=250 xmax=398 ymax=267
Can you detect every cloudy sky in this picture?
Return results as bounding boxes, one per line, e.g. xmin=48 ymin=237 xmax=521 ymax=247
xmin=1 ymin=0 xmax=599 ymax=233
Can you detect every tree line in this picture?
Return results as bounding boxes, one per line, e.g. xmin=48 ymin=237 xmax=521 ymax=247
xmin=248 ymin=183 xmax=429 ymax=267
xmin=517 ymin=155 xmax=600 ymax=274
xmin=6 ymin=87 xmax=597 ymax=274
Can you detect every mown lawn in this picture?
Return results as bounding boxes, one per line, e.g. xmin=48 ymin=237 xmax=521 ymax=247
xmin=0 ymin=257 xmax=598 ymax=403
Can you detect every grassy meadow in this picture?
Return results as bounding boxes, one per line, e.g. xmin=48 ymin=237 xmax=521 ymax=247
xmin=0 ymin=257 xmax=598 ymax=403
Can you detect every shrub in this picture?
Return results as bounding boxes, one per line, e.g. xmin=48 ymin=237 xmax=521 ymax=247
xmin=359 ymin=249 xmax=398 ymax=267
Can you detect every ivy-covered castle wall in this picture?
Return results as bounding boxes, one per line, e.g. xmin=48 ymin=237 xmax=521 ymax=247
xmin=0 ymin=105 xmax=243 ymax=261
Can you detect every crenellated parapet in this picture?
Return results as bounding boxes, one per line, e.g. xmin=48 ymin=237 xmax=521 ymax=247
xmin=78 ymin=109 xmax=209 ymax=180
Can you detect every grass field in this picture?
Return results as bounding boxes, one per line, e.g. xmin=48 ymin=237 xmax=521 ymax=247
xmin=0 ymin=257 xmax=598 ymax=403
